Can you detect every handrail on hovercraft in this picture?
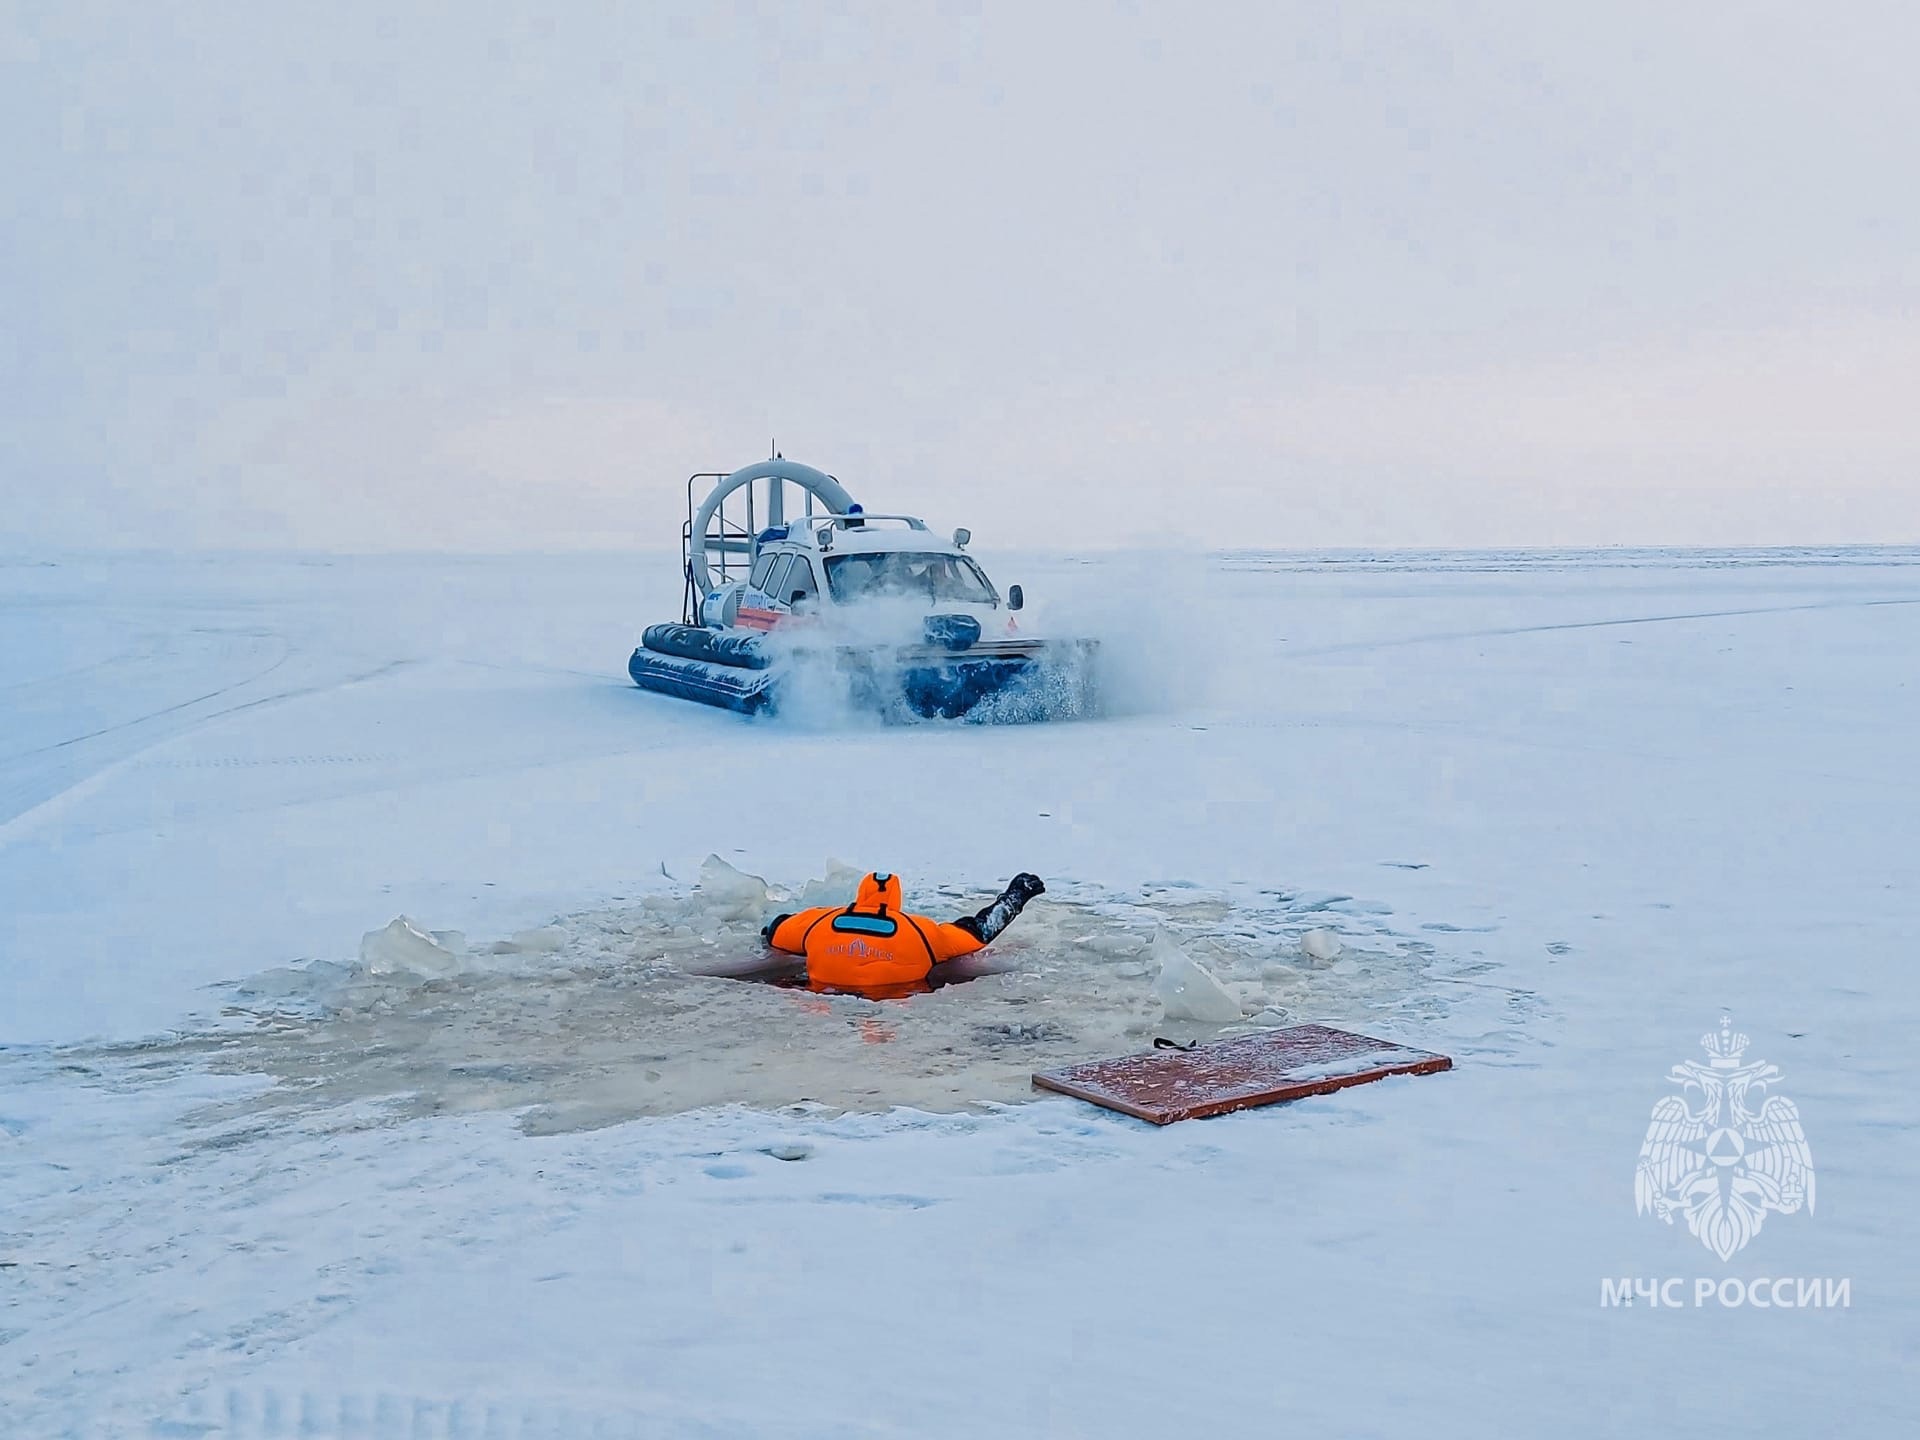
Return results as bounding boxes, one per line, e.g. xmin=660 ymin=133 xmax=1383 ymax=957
xmin=628 ymin=458 xmax=1098 ymax=721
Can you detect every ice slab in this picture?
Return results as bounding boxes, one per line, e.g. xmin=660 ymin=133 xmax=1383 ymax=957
xmin=359 ymin=916 xmax=465 ymax=979
xmin=1150 ymin=931 xmax=1244 ymax=1022
xmin=1301 ymin=928 xmax=1345 ymax=964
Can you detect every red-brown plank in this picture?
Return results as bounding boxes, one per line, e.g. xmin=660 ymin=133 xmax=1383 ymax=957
xmin=1032 ymin=1024 xmax=1452 ymax=1124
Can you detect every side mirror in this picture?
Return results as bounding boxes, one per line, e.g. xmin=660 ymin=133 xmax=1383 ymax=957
xmin=1007 ymin=584 xmax=1024 ymax=612
xmin=952 ymin=527 xmax=971 ymax=549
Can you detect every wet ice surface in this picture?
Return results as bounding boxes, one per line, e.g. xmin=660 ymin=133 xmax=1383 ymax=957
xmin=88 ymin=859 xmax=1465 ymax=1135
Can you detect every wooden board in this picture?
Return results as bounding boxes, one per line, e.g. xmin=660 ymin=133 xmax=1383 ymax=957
xmin=1032 ymin=1024 xmax=1452 ymax=1124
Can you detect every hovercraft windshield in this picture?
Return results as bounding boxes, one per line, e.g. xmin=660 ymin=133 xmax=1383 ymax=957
xmin=824 ymin=553 xmax=996 ymax=605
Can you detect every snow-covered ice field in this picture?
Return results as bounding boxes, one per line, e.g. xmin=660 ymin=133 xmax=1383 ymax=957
xmin=4 ymin=546 xmax=1918 ymax=1436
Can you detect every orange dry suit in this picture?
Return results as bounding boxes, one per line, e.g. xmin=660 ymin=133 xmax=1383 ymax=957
xmin=763 ymin=871 xmax=1045 ymax=997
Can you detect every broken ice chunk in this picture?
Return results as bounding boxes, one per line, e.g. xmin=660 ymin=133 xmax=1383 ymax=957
xmin=1150 ymin=931 xmax=1244 ymax=1023
xmin=785 ymin=860 xmax=866 ymax=910
xmin=487 ymin=926 xmax=567 ymax=955
xmin=360 ymin=916 xmax=464 ymax=979
xmin=696 ymin=854 xmax=773 ymax=918
xmin=1300 ymin=928 xmax=1345 ymax=965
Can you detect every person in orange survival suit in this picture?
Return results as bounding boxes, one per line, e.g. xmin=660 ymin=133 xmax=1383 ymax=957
xmin=762 ymin=871 xmax=1046 ymax=998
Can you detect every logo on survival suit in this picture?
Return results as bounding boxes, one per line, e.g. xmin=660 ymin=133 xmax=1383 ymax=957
xmin=822 ymin=936 xmax=884 ymax=960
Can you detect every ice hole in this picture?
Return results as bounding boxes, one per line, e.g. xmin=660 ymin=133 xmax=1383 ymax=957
xmin=92 ymin=861 xmax=1454 ymax=1133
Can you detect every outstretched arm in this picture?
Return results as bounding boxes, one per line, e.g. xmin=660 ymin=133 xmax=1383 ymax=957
xmin=950 ymin=873 xmax=1046 ymax=947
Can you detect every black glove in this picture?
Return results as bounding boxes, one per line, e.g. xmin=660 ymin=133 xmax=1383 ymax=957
xmin=1008 ymin=872 xmax=1046 ymax=902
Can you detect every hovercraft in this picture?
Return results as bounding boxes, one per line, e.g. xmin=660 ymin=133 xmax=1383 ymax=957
xmin=628 ymin=458 xmax=1098 ymax=721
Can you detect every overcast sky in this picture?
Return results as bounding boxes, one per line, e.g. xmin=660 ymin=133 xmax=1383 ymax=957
xmin=4 ymin=1 xmax=1918 ymax=551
